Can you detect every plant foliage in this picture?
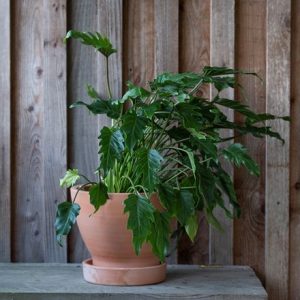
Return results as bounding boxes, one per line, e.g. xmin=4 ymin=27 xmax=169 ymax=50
xmin=55 ymin=30 xmax=289 ymax=261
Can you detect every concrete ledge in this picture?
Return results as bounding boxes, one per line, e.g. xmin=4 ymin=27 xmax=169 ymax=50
xmin=0 ymin=264 xmax=267 ymax=300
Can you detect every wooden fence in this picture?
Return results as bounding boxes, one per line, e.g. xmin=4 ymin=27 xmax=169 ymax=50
xmin=0 ymin=0 xmax=298 ymax=299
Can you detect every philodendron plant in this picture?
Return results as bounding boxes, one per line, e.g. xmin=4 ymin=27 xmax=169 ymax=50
xmin=55 ymin=30 xmax=288 ymax=261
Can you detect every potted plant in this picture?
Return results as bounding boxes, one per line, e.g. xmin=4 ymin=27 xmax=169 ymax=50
xmin=55 ymin=30 xmax=288 ymax=285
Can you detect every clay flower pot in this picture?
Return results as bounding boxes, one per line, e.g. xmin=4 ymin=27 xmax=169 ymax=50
xmin=70 ymin=187 xmax=166 ymax=285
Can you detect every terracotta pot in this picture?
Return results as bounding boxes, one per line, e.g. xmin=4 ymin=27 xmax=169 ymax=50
xmin=70 ymin=187 xmax=166 ymax=285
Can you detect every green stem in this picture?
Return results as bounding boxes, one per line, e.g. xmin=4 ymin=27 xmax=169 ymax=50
xmin=106 ymin=56 xmax=112 ymax=99
xmin=72 ymin=183 xmax=92 ymax=203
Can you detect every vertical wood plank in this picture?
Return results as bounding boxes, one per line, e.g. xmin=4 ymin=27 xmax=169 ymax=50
xmin=68 ymin=0 xmax=122 ymax=262
xmin=209 ymin=0 xmax=235 ymax=265
xmin=290 ymin=1 xmax=300 ymax=298
xmin=266 ymin=0 xmax=291 ymax=299
xmin=123 ymin=0 xmax=155 ymax=88
xmin=12 ymin=0 xmax=45 ymax=262
xmin=234 ymin=0 xmax=266 ymax=282
xmin=154 ymin=0 xmax=179 ymax=264
xmin=290 ymin=0 xmax=299 ymax=299
xmin=154 ymin=0 xmax=178 ymax=74
xmin=43 ymin=0 xmax=67 ymax=262
xmin=177 ymin=0 xmax=210 ymax=265
xmin=0 ymin=0 xmax=11 ymax=262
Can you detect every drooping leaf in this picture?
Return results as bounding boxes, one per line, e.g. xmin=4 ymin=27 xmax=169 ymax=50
xmin=70 ymin=99 xmax=121 ymax=119
xmin=65 ymin=30 xmax=117 ymax=57
xmin=99 ymin=127 xmax=125 ymax=175
xmin=148 ymin=211 xmax=170 ymax=262
xmin=59 ymin=169 xmax=80 ymax=188
xmin=55 ymin=201 xmax=80 ymax=246
xmin=89 ymin=182 xmax=109 ymax=213
xmin=136 ymin=148 xmax=163 ymax=191
xmin=121 ymin=112 xmax=148 ymax=150
xmin=124 ymin=194 xmax=155 ymax=255
xmin=185 ymin=214 xmax=199 ymax=242
xmin=175 ymin=189 xmax=195 ymax=226
xmin=222 ymin=143 xmax=260 ymax=176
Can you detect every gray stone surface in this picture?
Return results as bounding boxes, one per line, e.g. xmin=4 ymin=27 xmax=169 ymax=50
xmin=0 ymin=264 xmax=267 ymax=300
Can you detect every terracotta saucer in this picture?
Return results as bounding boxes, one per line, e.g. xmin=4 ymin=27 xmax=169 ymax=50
xmin=82 ymin=258 xmax=166 ymax=286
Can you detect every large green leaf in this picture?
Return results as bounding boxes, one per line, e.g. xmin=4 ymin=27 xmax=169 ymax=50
xmin=157 ymin=183 xmax=176 ymax=215
xmin=121 ymin=112 xmax=148 ymax=150
xmin=124 ymin=194 xmax=155 ymax=255
xmin=89 ymin=182 xmax=109 ymax=212
xmin=122 ymin=84 xmax=151 ymax=101
xmin=65 ymin=30 xmax=116 ymax=57
xmin=136 ymin=148 xmax=163 ymax=191
xmin=99 ymin=127 xmax=125 ymax=175
xmin=222 ymin=143 xmax=260 ymax=176
xmin=59 ymin=169 xmax=80 ymax=188
xmin=70 ymin=99 xmax=121 ymax=119
xmin=148 ymin=211 xmax=170 ymax=262
xmin=55 ymin=201 xmax=80 ymax=246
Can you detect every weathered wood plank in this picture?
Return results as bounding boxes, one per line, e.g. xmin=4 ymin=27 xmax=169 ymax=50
xmin=12 ymin=0 xmax=45 ymax=262
xmin=123 ymin=0 xmax=155 ymax=89
xmin=0 ymin=264 xmax=267 ymax=300
xmin=265 ymin=0 xmax=291 ymax=299
xmin=234 ymin=0 xmax=266 ymax=282
xmin=177 ymin=0 xmax=210 ymax=265
xmin=68 ymin=0 xmax=122 ymax=263
xmin=289 ymin=0 xmax=299 ymax=299
xmin=43 ymin=0 xmax=67 ymax=262
xmin=154 ymin=0 xmax=179 ymax=265
xmin=209 ymin=0 xmax=235 ymax=265
xmin=0 ymin=0 xmax=11 ymax=262
xmin=154 ymin=0 xmax=178 ymax=74
xmin=67 ymin=0 xmax=97 ymax=263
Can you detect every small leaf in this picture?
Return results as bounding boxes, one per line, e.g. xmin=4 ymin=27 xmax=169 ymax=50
xmin=222 ymin=143 xmax=260 ymax=176
xmin=124 ymin=194 xmax=155 ymax=255
xmin=122 ymin=85 xmax=151 ymax=101
xmin=86 ymin=84 xmax=99 ymax=99
xmin=55 ymin=201 xmax=80 ymax=246
xmin=89 ymin=182 xmax=109 ymax=213
xmin=70 ymin=99 xmax=121 ymax=119
xmin=59 ymin=169 xmax=80 ymax=188
xmin=148 ymin=211 xmax=170 ymax=262
xmin=65 ymin=30 xmax=116 ymax=57
xmin=185 ymin=214 xmax=199 ymax=242
xmin=136 ymin=148 xmax=163 ymax=191
xmin=121 ymin=112 xmax=148 ymax=150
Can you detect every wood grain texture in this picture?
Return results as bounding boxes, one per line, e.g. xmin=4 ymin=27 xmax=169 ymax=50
xmin=234 ymin=0 xmax=266 ymax=282
xmin=154 ymin=0 xmax=178 ymax=74
xmin=12 ymin=0 xmax=45 ymax=262
xmin=123 ymin=0 xmax=155 ymax=89
xmin=43 ymin=0 xmax=67 ymax=262
xmin=0 ymin=264 xmax=267 ymax=300
xmin=68 ymin=0 xmax=122 ymax=263
xmin=178 ymin=0 xmax=210 ymax=265
xmin=289 ymin=0 xmax=300 ymax=298
xmin=266 ymin=0 xmax=291 ymax=299
xmin=68 ymin=0 xmax=100 ymax=262
xmin=209 ymin=0 xmax=235 ymax=265
xmin=0 ymin=0 xmax=11 ymax=262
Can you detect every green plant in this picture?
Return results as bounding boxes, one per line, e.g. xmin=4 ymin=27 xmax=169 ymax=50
xmin=55 ymin=31 xmax=289 ymax=261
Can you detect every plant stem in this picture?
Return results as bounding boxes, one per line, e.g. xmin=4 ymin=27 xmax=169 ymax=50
xmin=72 ymin=183 xmax=92 ymax=203
xmin=106 ymin=56 xmax=112 ymax=99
